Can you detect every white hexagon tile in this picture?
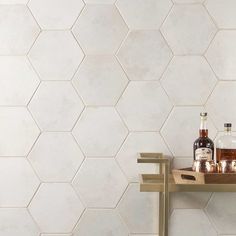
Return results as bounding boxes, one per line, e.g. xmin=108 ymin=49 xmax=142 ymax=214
xmin=0 ymin=208 xmax=40 ymax=236
xmin=161 ymin=107 xmax=217 ymax=157
xmin=84 ymin=0 xmax=115 ymax=3
xmin=173 ymin=0 xmax=204 ymax=2
xmin=28 ymin=132 xmax=84 ymax=182
xmin=206 ymin=193 xmax=236 ymax=234
xmin=0 ymin=107 xmax=40 ymax=156
xmin=73 ymin=55 xmax=128 ymax=106
xmin=73 ymin=209 xmax=129 ymax=236
xmin=28 ymin=31 xmax=84 ymax=81
xmin=0 ymin=5 xmax=39 ymax=55
xmin=206 ymin=82 xmax=236 ymax=131
xmin=205 ymin=0 xmax=236 ymax=29
xmin=116 ymin=81 xmax=172 ymax=131
xmin=29 ymin=183 xmax=84 ymax=233
xmin=117 ymin=31 xmax=172 ymax=81
xmin=1 ymin=0 xmax=236 ymax=236
xmin=28 ymin=0 xmax=84 ymax=29
xmin=0 ymin=0 xmax=28 ymax=3
xmin=118 ymin=184 xmax=158 ymax=234
xmin=42 ymin=235 xmax=71 ymax=236
xmin=0 ymin=56 xmax=39 ymax=105
xmin=161 ymin=56 xmax=217 ymax=105
xmin=72 ymin=107 xmax=128 ymax=156
xmin=170 ymin=192 xmax=212 ymax=210
xmin=72 ymin=158 xmax=128 ymax=208
xmin=73 ymin=5 xmax=128 ymax=54
xmin=0 ymin=158 xmax=39 ymax=207
xmin=206 ymin=31 xmax=236 ymax=80
xmin=116 ymin=0 xmax=172 ymax=29
xmin=169 ymin=209 xmax=217 ymax=236
xmin=28 ymin=81 xmax=84 ymax=131
xmin=116 ymin=132 xmax=171 ymax=182
xmin=161 ymin=4 xmax=217 ymax=55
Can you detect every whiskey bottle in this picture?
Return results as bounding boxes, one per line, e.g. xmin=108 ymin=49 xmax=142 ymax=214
xmin=193 ymin=112 xmax=214 ymax=161
xmin=216 ymin=123 xmax=236 ymax=162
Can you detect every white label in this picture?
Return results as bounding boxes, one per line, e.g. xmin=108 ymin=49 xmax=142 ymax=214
xmin=195 ymin=148 xmax=212 ymax=161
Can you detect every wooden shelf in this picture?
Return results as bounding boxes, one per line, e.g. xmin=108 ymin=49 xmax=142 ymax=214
xmin=140 ymin=173 xmax=236 ymax=192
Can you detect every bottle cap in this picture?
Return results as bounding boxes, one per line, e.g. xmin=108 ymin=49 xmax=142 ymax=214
xmin=200 ymin=112 xmax=207 ymax=117
xmin=224 ymin=123 xmax=232 ymax=128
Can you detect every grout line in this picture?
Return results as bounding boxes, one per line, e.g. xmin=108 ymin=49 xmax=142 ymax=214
xmin=70 ymin=0 xmax=86 ymax=31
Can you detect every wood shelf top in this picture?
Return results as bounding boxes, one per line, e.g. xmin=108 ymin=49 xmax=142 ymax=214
xmin=140 ymin=174 xmax=236 ymax=192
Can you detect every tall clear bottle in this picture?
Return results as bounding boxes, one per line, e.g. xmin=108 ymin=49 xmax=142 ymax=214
xmin=193 ymin=112 xmax=214 ymax=161
xmin=216 ymin=123 xmax=236 ymax=162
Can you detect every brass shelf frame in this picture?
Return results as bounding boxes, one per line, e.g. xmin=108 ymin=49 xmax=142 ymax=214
xmin=137 ymin=153 xmax=236 ymax=236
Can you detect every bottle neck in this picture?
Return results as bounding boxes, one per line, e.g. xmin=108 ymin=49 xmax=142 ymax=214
xmin=199 ymin=117 xmax=208 ymax=137
xmin=224 ymin=127 xmax=232 ymax=135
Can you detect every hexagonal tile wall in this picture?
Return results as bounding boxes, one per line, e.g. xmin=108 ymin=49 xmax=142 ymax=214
xmin=73 ymin=209 xmax=129 ymax=236
xmin=174 ymin=0 xmax=204 ymax=2
xmin=0 ymin=158 xmax=39 ymax=207
xmin=84 ymin=0 xmax=115 ymax=3
xmin=72 ymin=158 xmax=128 ymax=208
xmin=161 ymin=56 xmax=217 ymax=105
xmin=29 ymin=183 xmax=84 ymax=233
xmin=72 ymin=5 xmax=128 ymax=54
xmin=206 ymin=193 xmax=236 ymax=234
xmin=161 ymin=4 xmax=217 ymax=55
xmin=206 ymin=31 xmax=236 ymax=80
xmin=130 ymin=235 xmax=158 ymax=236
xmin=0 ymin=0 xmax=28 ymax=3
xmin=116 ymin=0 xmax=172 ymax=29
xmin=0 ymin=107 xmax=40 ymax=156
xmin=28 ymin=0 xmax=84 ymax=29
xmin=28 ymin=81 xmax=84 ymax=131
xmin=72 ymin=107 xmax=128 ymax=156
xmin=117 ymin=31 xmax=172 ymax=81
xmin=0 ymin=56 xmax=39 ymax=105
xmin=73 ymin=55 xmax=128 ymax=106
xmin=170 ymin=192 xmax=212 ymax=210
xmin=28 ymin=31 xmax=84 ymax=81
xmin=118 ymin=184 xmax=158 ymax=234
xmin=0 ymin=208 xmax=40 ymax=236
xmin=205 ymin=0 xmax=236 ymax=29
xmin=0 ymin=5 xmax=40 ymax=55
xmin=116 ymin=132 xmax=171 ymax=182
xmin=42 ymin=235 xmax=71 ymax=236
xmin=161 ymin=107 xmax=217 ymax=157
xmin=116 ymin=81 xmax=172 ymax=131
xmin=206 ymin=82 xmax=236 ymax=131
xmin=169 ymin=209 xmax=217 ymax=236
xmin=28 ymin=132 xmax=84 ymax=182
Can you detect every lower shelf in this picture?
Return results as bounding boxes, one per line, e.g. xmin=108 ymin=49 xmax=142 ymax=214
xmin=140 ymin=174 xmax=236 ymax=192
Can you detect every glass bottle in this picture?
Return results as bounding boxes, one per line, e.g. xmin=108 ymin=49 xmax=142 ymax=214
xmin=216 ymin=123 xmax=236 ymax=162
xmin=193 ymin=112 xmax=214 ymax=161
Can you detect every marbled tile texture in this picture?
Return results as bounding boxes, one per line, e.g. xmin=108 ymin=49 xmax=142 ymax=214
xmin=0 ymin=0 xmax=235 ymax=235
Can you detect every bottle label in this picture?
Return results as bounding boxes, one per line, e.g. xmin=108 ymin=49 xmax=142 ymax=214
xmin=195 ymin=148 xmax=212 ymax=161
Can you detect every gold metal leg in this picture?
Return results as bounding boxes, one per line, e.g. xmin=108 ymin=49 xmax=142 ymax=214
xmin=163 ymin=162 xmax=169 ymax=236
xmin=159 ymin=192 xmax=164 ymax=236
xmin=159 ymin=162 xmax=169 ymax=236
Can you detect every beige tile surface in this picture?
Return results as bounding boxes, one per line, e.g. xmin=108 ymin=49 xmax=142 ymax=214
xmin=74 ymin=209 xmax=129 ymax=236
xmin=28 ymin=0 xmax=84 ymax=29
xmin=73 ymin=107 xmax=128 ymax=156
xmin=117 ymin=31 xmax=172 ymax=81
xmin=73 ymin=5 xmax=128 ymax=54
xmin=73 ymin=158 xmax=128 ymax=208
xmin=161 ymin=4 xmax=217 ymax=54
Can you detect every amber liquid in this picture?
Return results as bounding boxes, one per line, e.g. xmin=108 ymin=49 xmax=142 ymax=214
xmin=216 ymin=148 xmax=236 ymax=162
xmin=193 ymin=129 xmax=214 ymax=161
